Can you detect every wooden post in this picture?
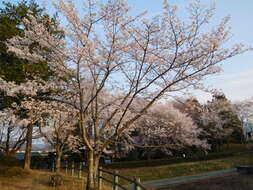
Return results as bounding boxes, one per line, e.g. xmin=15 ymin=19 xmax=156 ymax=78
xmin=65 ymin=160 xmax=68 ymax=174
xmin=113 ymin=170 xmax=119 ymax=190
xmin=78 ymin=162 xmax=82 ymax=178
xmin=71 ymin=161 xmax=74 ymax=177
xmin=98 ymin=167 xmax=103 ymax=190
xmin=52 ymin=161 xmax=55 ymax=172
xmin=134 ymin=177 xmax=141 ymax=190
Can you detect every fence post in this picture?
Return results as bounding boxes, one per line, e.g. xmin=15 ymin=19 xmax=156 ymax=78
xmin=52 ymin=161 xmax=55 ymax=172
xmin=134 ymin=177 xmax=141 ymax=190
xmin=71 ymin=161 xmax=75 ymax=177
xmin=78 ymin=162 xmax=82 ymax=178
xmin=98 ymin=167 xmax=103 ymax=190
xmin=113 ymin=170 xmax=119 ymax=190
xmin=65 ymin=160 xmax=68 ymax=174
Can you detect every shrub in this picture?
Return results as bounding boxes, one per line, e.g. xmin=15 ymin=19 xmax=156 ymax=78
xmin=105 ymin=152 xmax=236 ymax=169
xmin=50 ymin=173 xmax=63 ymax=186
xmin=0 ymin=154 xmax=22 ymax=167
xmin=31 ymin=155 xmax=48 ymax=169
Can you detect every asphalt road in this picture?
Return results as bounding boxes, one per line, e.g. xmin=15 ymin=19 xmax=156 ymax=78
xmin=128 ymin=168 xmax=237 ymax=190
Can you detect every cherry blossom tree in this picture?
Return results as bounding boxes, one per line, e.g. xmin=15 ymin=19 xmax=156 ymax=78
xmin=199 ymin=94 xmax=243 ymax=151
xmin=39 ymin=102 xmax=79 ymax=172
xmin=135 ymin=103 xmax=209 ymax=158
xmin=173 ymin=97 xmax=203 ymax=127
xmin=16 ymin=99 xmax=51 ymax=169
xmin=200 ymin=104 xmax=229 ymax=151
xmin=234 ymin=98 xmax=253 ymax=124
xmin=234 ymin=98 xmax=253 ymax=141
xmin=0 ymin=0 xmax=249 ymax=189
xmin=0 ymin=109 xmax=28 ymax=156
xmin=0 ymin=0 xmax=64 ymax=170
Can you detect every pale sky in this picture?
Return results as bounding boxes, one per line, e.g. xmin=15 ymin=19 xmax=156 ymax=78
xmin=128 ymin=0 xmax=253 ymax=103
xmin=1 ymin=0 xmax=253 ymax=103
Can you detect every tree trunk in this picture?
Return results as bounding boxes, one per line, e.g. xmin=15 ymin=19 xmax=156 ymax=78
xmin=86 ymin=150 xmax=100 ymax=190
xmin=24 ymin=124 xmax=33 ymax=170
xmin=5 ymin=127 xmax=11 ymax=153
xmin=5 ymin=149 xmax=17 ymax=157
xmin=55 ymin=148 xmax=62 ymax=173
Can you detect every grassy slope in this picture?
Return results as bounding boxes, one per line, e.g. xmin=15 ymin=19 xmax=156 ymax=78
xmin=115 ymin=152 xmax=253 ymax=184
xmin=0 ymin=154 xmax=85 ymax=190
xmin=0 ymin=169 xmax=85 ymax=190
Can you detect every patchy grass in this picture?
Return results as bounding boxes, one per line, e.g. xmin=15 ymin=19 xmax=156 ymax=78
xmin=0 ymin=166 xmax=31 ymax=177
xmin=0 ymin=169 xmax=114 ymax=190
xmin=0 ymin=166 xmax=113 ymax=190
xmin=0 ymin=154 xmax=86 ymax=190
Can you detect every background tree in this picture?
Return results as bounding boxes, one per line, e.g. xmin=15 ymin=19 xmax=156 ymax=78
xmin=200 ymin=102 xmax=229 ymax=152
xmin=234 ymin=98 xmax=253 ymax=124
xmin=135 ymin=102 xmax=209 ymax=159
xmin=211 ymin=95 xmax=243 ymax=144
xmin=0 ymin=109 xmax=28 ymax=156
xmin=200 ymin=94 xmax=243 ymax=151
xmin=174 ymin=95 xmax=244 ymax=151
xmin=1 ymin=0 xmax=248 ymax=189
xmin=39 ymin=102 xmax=79 ymax=172
xmin=173 ymin=97 xmax=203 ymax=127
xmin=234 ymin=98 xmax=253 ymax=141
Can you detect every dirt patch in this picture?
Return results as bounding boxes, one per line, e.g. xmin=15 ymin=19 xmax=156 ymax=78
xmin=157 ymin=174 xmax=253 ymax=190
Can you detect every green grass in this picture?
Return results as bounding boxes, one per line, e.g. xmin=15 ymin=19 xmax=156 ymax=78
xmin=114 ymin=152 xmax=253 ymax=184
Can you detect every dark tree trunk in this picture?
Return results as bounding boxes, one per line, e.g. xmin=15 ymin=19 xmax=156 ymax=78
xmin=5 ymin=127 xmax=11 ymax=153
xmin=24 ymin=124 xmax=33 ymax=170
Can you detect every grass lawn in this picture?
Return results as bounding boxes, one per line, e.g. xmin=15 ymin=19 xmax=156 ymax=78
xmin=115 ymin=152 xmax=253 ymax=184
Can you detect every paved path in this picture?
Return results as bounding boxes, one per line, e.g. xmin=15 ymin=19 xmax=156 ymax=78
xmin=128 ymin=168 xmax=237 ymax=190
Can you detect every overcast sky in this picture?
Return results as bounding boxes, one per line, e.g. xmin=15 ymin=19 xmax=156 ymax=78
xmin=1 ymin=0 xmax=252 ymax=103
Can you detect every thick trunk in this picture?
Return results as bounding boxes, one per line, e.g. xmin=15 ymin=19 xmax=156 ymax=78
xmin=24 ymin=124 xmax=33 ymax=170
xmin=86 ymin=150 xmax=100 ymax=190
xmin=55 ymin=149 xmax=62 ymax=173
